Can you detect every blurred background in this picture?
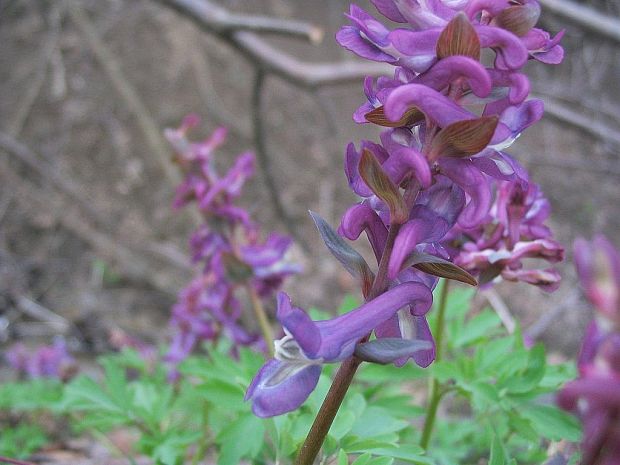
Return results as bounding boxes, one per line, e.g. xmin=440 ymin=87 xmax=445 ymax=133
xmin=1 ymin=0 xmax=619 ymax=361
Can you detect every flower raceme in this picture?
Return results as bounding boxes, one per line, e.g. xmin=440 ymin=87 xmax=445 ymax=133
xmin=164 ymin=116 xmax=300 ymax=369
xmin=559 ymin=236 xmax=620 ymax=465
xmin=246 ymin=0 xmax=564 ymax=418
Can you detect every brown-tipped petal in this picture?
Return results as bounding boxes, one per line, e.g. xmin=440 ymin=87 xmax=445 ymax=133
xmin=365 ymin=105 xmax=425 ymax=128
xmin=404 ymin=251 xmax=478 ymax=286
xmin=359 ymin=149 xmax=409 ymax=224
xmin=495 ymin=5 xmax=540 ymax=37
xmin=429 ymin=116 xmax=499 ymax=159
xmin=437 ymin=12 xmax=481 ymax=61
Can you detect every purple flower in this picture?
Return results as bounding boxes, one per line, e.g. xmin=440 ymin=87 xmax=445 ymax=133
xmin=574 ymin=235 xmax=620 ymax=324
xmin=559 ymin=237 xmax=620 ymax=465
xmin=245 ymin=282 xmax=433 ymax=417
xmin=5 ymin=339 xmax=74 ymax=380
xmin=448 ymin=180 xmax=563 ymax=290
xmin=164 ymin=118 xmax=300 ymax=370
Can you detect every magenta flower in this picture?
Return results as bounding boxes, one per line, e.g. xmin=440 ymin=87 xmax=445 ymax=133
xmin=558 ymin=236 xmax=620 ymax=465
xmin=246 ymin=282 xmax=433 ymax=417
xmin=164 ymin=117 xmax=299 ymax=370
xmin=246 ymin=0 xmax=565 ymax=421
xmin=574 ymin=235 xmax=620 ymax=324
xmin=5 ymin=339 xmax=74 ymax=380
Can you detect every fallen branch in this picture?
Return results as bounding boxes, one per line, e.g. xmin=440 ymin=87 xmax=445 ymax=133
xmin=539 ymin=0 xmax=620 ymax=43
xmin=536 ymin=94 xmax=620 ymax=147
xmin=155 ymin=0 xmax=392 ymax=89
xmin=483 ymin=288 xmax=516 ymax=334
xmin=167 ymin=0 xmax=323 ymax=42
xmin=525 ymin=289 xmax=581 ymax=341
xmin=0 ymin=132 xmax=106 ymax=225
xmin=251 ymin=70 xmax=310 ymax=252
xmin=0 ymin=160 xmax=189 ymax=296
xmin=68 ymin=3 xmax=181 ymax=186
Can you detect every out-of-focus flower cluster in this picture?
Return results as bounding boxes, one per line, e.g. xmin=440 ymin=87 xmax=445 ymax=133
xmin=247 ymin=0 xmax=565 ymax=417
xmin=164 ymin=116 xmax=300 ymax=370
xmin=4 ymin=339 xmax=75 ymax=380
xmin=559 ymin=236 xmax=620 ymax=465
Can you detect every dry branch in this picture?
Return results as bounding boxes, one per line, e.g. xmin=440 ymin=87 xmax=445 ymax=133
xmin=68 ymin=3 xmax=181 ymax=186
xmin=0 ymin=133 xmax=193 ymax=274
xmin=539 ymin=0 xmax=620 ymax=43
xmin=0 ymin=160 xmax=187 ymax=296
xmin=155 ymin=0 xmax=392 ymax=89
xmin=536 ymin=94 xmax=620 ymax=147
xmin=165 ymin=0 xmax=323 ymax=42
xmin=0 ymin=132 xmax=106 ymax=225
xmin=251 ymin=71 xmax=310 ymax=252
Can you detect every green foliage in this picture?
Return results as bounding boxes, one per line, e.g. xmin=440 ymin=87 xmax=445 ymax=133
xmin=0 ymin=423 xmax=49 ymax=458
xmin=0 ymin=289 xmax=581 ymax=464
xmin=0 ymin=379 xmax=64 ymax=457
xmin=426 ymin=282 xmax=580 ymax=465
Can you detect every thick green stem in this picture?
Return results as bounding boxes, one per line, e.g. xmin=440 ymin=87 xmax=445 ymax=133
xmin=247 ymin=284 xmax=275 ymax=358
xmin=420 ymin=280 xmax=450 ymax=450
xmin=294 ymin=224 xmax=402 ymax=465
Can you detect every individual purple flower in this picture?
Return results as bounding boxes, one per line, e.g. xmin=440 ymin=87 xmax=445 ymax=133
xmin=245 ymin=282 xmax=433 ymax=417
xmin=5 ymin=339 xmax=75 ymax=380
xmin=559 ymin=236 xmax=620 ymax=465
xmin=449 ymin=180 xmax=563 ymax=290
xmin=574 ymin=235 xmax=620 ymax=325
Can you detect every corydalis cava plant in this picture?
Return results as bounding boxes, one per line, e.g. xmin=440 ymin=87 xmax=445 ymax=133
xmin=246 ymin=0 xmax=564 ymax=424
xmin=164 ymin=115 xmax=300 ymax=369
xmin=559 ymin=236 xmax=620 ymax=465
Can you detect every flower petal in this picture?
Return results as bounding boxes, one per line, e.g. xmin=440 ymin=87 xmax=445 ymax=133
xmin=245 ymin=359 xmax=322 ymax=417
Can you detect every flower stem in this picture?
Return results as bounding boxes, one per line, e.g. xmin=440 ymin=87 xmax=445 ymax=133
xmin=247 ymin=284 xmax=275 ymax=358
xmin=420 ymin=279 xmax=450 ymax=450
xmin=294 ymin=224 xmax=401 ymax=465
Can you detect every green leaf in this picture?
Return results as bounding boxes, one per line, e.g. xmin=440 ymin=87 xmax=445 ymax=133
xmin=367 ymin=457 xmax=395 ymax=465
xmin=506 ymin=343 xmax=546 ymax=393
xmin=217 ymin=414 xmax=265 ymax=465
xmin=357 ymin=445 xmax=428 ymax=464
xmin=338 ymin=449 xmax=350 ymax=465
xmin=352 ymin=453 xmax=373 ymax=465
xmin=349 ymin=407 xmax=409 ymax=438
xmin=453 ymin=309 xmax=502 ymax=347
xmin=489 ymin=434 xmax=506 ymax=465
xmin=331 ymin=410 xmax=357 ymax=440
xmin=196 ymin=378 xmax=246 ymax=411
xmin=520 ymin=405 xmax=582 ymax=441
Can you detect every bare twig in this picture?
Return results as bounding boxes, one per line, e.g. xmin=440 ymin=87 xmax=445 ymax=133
xmin=67 ymin=3 xmax=180 ymax=186
xmin=539 ymin=0 xmax=620 ymax=43
xmin=16 ymin=295 xmax=71 ymax=331
xmin=5 ymin=3 xmax=65 ymax=137
xmin=525 ymin=289 xmax=581 ymax=341
xmin=0 ymin=160 xmax=189 ymax=295
xmin=0 ymin=133 xmax=193 ymax=283
xmin=252 ymin=70 xmax=309 ymax=252
xmin=529 ymin=159 xmax=620 ymax=177
xmin=164 ymin=0 xmax=323 ymax=42
xmin=536 ymin=94 xmax=620 ymax=147
xmin=483 ymin=288 xmax=516 ymax=334
xmin=155 ymin=0 xmax=392 ymax=89
xmin=0 ymin=132 xmax=106 ymax=225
